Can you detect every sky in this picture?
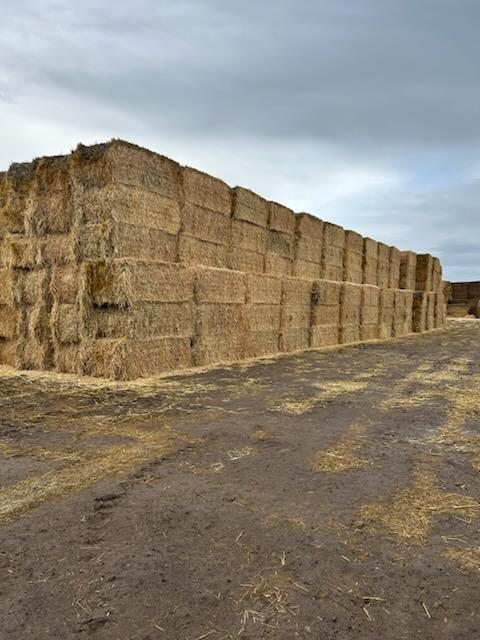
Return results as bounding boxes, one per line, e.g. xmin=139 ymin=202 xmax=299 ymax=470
xmin=0 ymin=0 xmax=479 ymax=281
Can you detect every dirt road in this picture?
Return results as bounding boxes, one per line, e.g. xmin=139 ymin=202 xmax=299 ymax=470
xmin=1 ymin=319 xmax=479 ymax=639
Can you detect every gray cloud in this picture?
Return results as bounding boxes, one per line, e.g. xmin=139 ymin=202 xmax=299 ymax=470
xmin=0 ymin=0 xmax=479 ymax=280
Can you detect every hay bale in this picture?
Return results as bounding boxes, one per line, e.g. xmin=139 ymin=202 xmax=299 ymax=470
xmin=363 ymin=238 xmax=378 ymax=286
xmin=54 ymin=343 xmax=80 ymax=374
xmin=51 ymin=303 xmax=80 ymax=344
xmin=379 ymin=289 xmax=395 ymax=338
xmin=0 ymin=305 xmax=18 ymax=339
xmin=360 ymin=285 xmax=380 ymax=341
xmin=0 ymin=268 xmax=15 ymax=305
xmin=26 ymin=156 xmax=72 ymax=235
xmin=426 ymin=292 xmax=436 ymax=330
xmin=182 ymin=202 xmax=231 ymax=245
xmin=4 ymin=236 xmax=39 ymax=269
xmin=51 ymin=266 xmax=80 ymax=304
xmin=81 ymin=336 xmax=193 ymax=379
xmin=392 ymin=290 xmax=408 ymax=337
xmin=0 ymin=162 xmax=35 ymax=234
xmin=266 ymin=230 xmax=294 ymax=259
xmin=344 ymin=230 xmax=364 ymax=284
xmin=195 ymin=266 xmax=246 ymax=304
xmin=244 ymin=330 xmax=279 ymax=358
xmin=0 ymin=338 xmax=19 ymax=366
xmin=412 ymin=291 xmax=428 ymax=332
xmin=183 ymin=167 xmax=231 ymax=215
xmin=339 ymin=282 xmax=362 ymax=344
xmin=293 ymin=260 xmax=322 ymax=279
xmin=295 ymin=213 xmax=324 ymax=243
xmin=193 ymin=334 xmax=245 ymax=367
xmin=111 ymin=183 xmax=181 ymax=234
xmin=108 ymin=141 xmax=183 ymax=200
xmin=467 ymin=282 xmax=480 ymax=298
xmin=451 ymin=282 xmax=468 ymax=300
xmin=246 ymin=273 xmax=282 ymax=305
xmin=92 ymin=302 xmax=195 ymax=339
xmin=415 ymin=254 xmax=433 ymax=291
xmin=431 ymin=257 xmax=443 ymax=293
xmin=193 ymin=303 xmax=246 ymax=365
xmin=38 ymin=234 xmax=76 ymax=266
xmin=228 ymin=247 xmax=264 ymax=274
xmin=86 ymin=260 xmax=195 ymax=306
xmin=310 ymin=280 xmax=341 ymax=347
xmin=268 ymin=202 xmax=296 ymax=235
xmin=245 ymin=304 xmax=281 ymax=333
xmin=322 ymin=223 xmax=345 ymax=282
xmin=232 ymin=219 xmax=267 ymax=254
xmin=399 ymin=251 xmax=417 ymax=290
xmin=434 ymin=292 xmax=446 ymax=328
xmin=232 ymin=187 xmax=268 ymax=228
xmin=264 ymin=254 xmax=292 ymax=276
xmin=179 ymin=235 xmax=227 ymax=269
xmin=389 ymin=247 xmax=401 ymax=289
xmin=377 ymin=243 xmax=390 ymax=288
xmin=279 ymin=277 xmax=313 ymax=352
xmin=16 ymin=269 xmax=48 ymax=306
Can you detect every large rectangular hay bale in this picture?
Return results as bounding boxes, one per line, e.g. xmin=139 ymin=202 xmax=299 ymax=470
xmin=426 ymin=292 xmax=435 ymax=330
xmin=361 ymin=285 xmax=379 ymax=340
xmin=412 ymin=291 xmax=428 ymax=332
xmin=26 ymin=156 xmax=72 ymax=235
xmin=399 ymin=251 xmax=417 ymax=290
xmin=279 ymin=277 xmax=313 ymax=352
xmin=86 ymin=260 xmax=195 ymax=306
xmin=379 ymin=289 xmax=395 ymax=338
xmin=377 ymin=243 xmax=390 ymax=288
xmin=264 ymin=253 xmax=292 ymax=276
xmin=245 ymin=304 xmax=281 ymax=333
xmin=340 ymin=282 xmax=362 ymax=324
xmin=363 ymin=238 xmax=378 ymax=286
xmin=232 ymin=187 xmax=269 ymax=228
xmin=93 ymin=302 xmax=195 ymax=339
xmin=182 ymin=202 xmax=230 ymax=245
xmin=54 ymin=343 xmax=80 ymax=374
xmin=246 ymin=273 xmax=282 ymax=305
xmin=344 ymin=230 xmax=364 ymax=284
xmin=293 ymin=260 xmax=322 ymax=279
xmin=310 ymin=324 xmax=339 ymax=348
xmin=4 ymin=236 xmax=39 ymax=269
xmin=52 ymin=303 xmax=80 ymax=344
xmin=195 ymin=267 xmax=246 ymax=304
xmin=431 ymin=257 xmax=443 ymax=293
xmin=0 ymin=267 xmax=16 ymax=306
xmin=232 ymin=219 xmax=267 ymax=254
xmin=51 ymin=266 xmax=80 ymax=305
xmin=0 ymin=162 xmax=35 ymax=234
xmin=434 ymin=292 xmax=446 ymax=328
xmin=416 ymin=254 xmax=433 ymax=291
xmin=111 ymin=183 xmax=181 ymax=234
xmin=0 ymin=338 xmax=19 ymax=367
xmin=267 ymin=229 xmax=295 ymax=260
xmin=0 ymin=305 xmax=18 ymax=339
xmin=38 ymin=234 xmax=76 ymax=266
xmin=268 ymin=202 xmax=296 ymax=236
xmin=295 ymin=213 xmax=323 ymax=243
xmin=228 ymin=246 xmax=264 ymax=274
xmin=179 ymin=235 xmax=227 ymax=269
xmin=183 ymin=167 xmax=231 ymax=215
xmin=389 ymin=247 xmax=401 ymax=289
xmin=244 ymin=330 xmax=279 ymax=358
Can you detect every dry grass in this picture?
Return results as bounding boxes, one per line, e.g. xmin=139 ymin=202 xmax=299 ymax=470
xmin=361 ymin=464 xmax=480 ymax=544
xmin=275 ymin=380 xmax=367 ymax=415
xmin=443 ymin=546 xmax=480 ymax=572
xmin=312 ymin=425 xmax=369 ymax=473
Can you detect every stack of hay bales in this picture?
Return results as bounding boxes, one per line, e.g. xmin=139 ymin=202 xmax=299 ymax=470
xmin=360 ymin=285 xmax=380 ymax=340
xmin=378 ymin=289 xmax=395 ymax=338
xmin=0 ymin=139 xmax=447 ymax=379
xmin=343 ymin=231 xmax=364 ymax=284
xmin=230 ymin=188 xmax=268 ymax=273
xmin=293 ymin=213 xmax=323 ymax=279
xmin=377 ymin=243 xmax=391 ymax=289
xmin=322 ymin=223 xmax=345 ymax=281
xmin=179 ymin=167 xmax=231 ymax=269
xmin=363 ymin=238 xmax=378 ymax=286
xmin=339 ymin=282 xmax=362 ymax=344
xmin=447 ymin=281 xmax=480 ymax=318
xmin=400 ymin=251 xmax=417 ymax=290
xmin=279 ymin=277 xmax=313 ymax=351
xmin=310 ymin=280 xmax=341 ymax=347
xmin=265 ymin=203 xmax=295 ymax=276
xmin=82 ymin=260 xmax=195 ymax=378
xmin=244 ymin=273 xmax=281 ymax=358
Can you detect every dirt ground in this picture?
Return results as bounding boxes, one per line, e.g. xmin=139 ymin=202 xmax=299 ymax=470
xmin=1 ymin=319 xmax=480 ymax=640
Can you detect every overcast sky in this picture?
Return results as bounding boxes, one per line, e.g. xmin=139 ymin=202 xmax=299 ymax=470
xmin=1 ymin=1 xmax=479 ymax=280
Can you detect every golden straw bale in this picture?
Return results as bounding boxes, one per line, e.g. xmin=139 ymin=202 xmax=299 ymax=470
xmin=268 ymin=202 xmax=296 ymax=235
xmin=344 ymin=230 xmax=364 ymax=284
xmin=399 ymin=251 xmax=417 ymax=290
xmin=310 ymin=324 xmax=339 ymax=347
xmin=293 ymin=260 xmax=321 ymax=279
xmin=431 ymin=257 xmax=443 ymax=293
xmin=183 ymin=166 xmax=231 ymax=215
xmin=38 ymin=234 xmax=75 ymax=266
xmin=0 ymin=162 xmax=36 ymax=234
xmin=0 ymin=268 xmax=16 ymax=305
xmin=86 ymin=260 xmax=195 ymax=307
xmin=340 ymin=282 xmax=362 ymax=324
xmin=27 ymin=156 xmax=72 ymax=235
xmin=54 ymin=343 xmax=80 ymax=373
xmin=434 ymin=292 xmax=446 ymax=328
xmin=246 ymin=273 xmax=282 ymax=305
xmin=361 ymin=285 xmax=380 ymax=339
xmin=111 ymin=183 xmax=181 ymax=234
xmin=244 ymin=330 xmax=279 ymax=358
xmin=339 ymin=323 xmax=361 ymax=344
xmin=264 ymin=253 xmax=292 ymax=276
xmin=51 ymin=303 xmax=80 ymax=344
xmin=389 ymin=247 xmax=401 ymax=289
xmin=232 ymin=219 xmax=267 ymax=254
xmin=295 ymin=213 xmax=324 ymax=243
xmin=377 ymin=242 xmax=390 ymax=288
xmin=196 ymin=303 xmax=246 ymax=337
xmin=228 ymin=247 xmax=264 ymax=273
xmin=412 ymin=291 xmax=428 ymax=332
xmin=179 ymin=235 xmax=227 ymax=269
xmin=426 ymin=292 xmax=435 ymax=330
xmin=195 ymin=267 xmax=246 ymax=304
xmin=363 ymin=238 xmax=378 ymax=286
xmin=416 ymin=254 xmax=433 ymax=292
xmin=245 ymin=304 xmax=281 ymax=333
xmin=4 ymin=236 xmax=39 ymax=269
xmin=379 ymin=288 xmax=395 ymax=338
xmin=51 ymin=266 xmax=80 ymax=304
xmin=232 ymin=187 xmax=269 ymax=228
xmin=0 ymin=305 xmax=18 ymax=339
xmin=0 ymin=338 xmax=18 ymax=366
xmin=182 ymin=201 xmax=231 ymax=245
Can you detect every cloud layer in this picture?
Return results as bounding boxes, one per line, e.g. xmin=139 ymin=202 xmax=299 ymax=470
xmin=1 ymin=0 xmax=479 ymax=279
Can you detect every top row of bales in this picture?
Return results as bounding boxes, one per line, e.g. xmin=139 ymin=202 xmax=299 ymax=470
xmin=0 ymin=141 xmax=442 ymax=292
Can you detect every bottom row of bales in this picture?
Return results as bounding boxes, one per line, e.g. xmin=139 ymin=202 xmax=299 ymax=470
xmin=0 ymin=260 xmax=445 ymax=380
